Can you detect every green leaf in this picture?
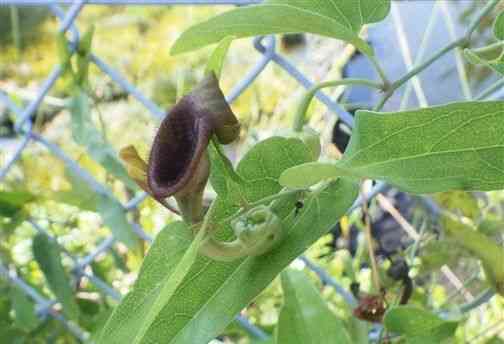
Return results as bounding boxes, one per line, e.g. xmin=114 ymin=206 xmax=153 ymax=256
xmin=99 ymin=222 xmax=206 ymax=344
xmin=32 ymin=233 xmax=79 ymax=321
xmin=205 ymin=36 xmax=234 ymax=78
xmin=442 ymin=215 xmax=504 ymax=295
xmin=384 ymin=306 xmax=458 ymax=343
xmin=171 ymin=0 xmax=391 ymax=56
xmin=276 ymin=269 xmax=351 ymax=344
xmin=281 ymin=101 xmax=504 ymax=193
xmin=10 ymin=287 xmax=39 ymax=331
xmin=96 ymin=221 xmax=193 ymax=343
xmin=69 ymin=90 xmax=137 ymax=190
xmin=137 ymin=137 xmax=358 ymax=343
xmin=493 ymin=10 xmax=504 ymax=41
xmin=0 ymin=191 xmax=34 ymax=218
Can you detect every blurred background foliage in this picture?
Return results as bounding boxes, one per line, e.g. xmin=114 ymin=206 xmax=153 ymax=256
xmin=0 ymin=2 xmax=504 ymax=343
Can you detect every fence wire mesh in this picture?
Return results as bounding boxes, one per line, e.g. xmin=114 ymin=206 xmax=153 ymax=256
xmin=0 ymin=1 xmax=503 ymax=342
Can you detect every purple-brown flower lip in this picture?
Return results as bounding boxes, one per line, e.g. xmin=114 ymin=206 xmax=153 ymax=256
xmin=147 ymin=73 xmax=240 ymax=200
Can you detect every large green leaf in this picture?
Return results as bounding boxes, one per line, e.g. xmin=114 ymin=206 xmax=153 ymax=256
xmin=276 ymin=269 xmax=351 ymax=344
xmin=280 ymin=101 xmax=504 ymax=194
xmin=384 ymin=306 xmax=459 ymax=343
xmin=69 ymin=90 xmax=137 ymax=190
xmin=171 ymin=0 xmax=391 ymax=56
xmin=32 ymin=233 xmax=79 ymax=321
xmin=98 ymin=222 xmax=204 ymax=344
xmin=101 ymin=137 xmax=358 ymax=343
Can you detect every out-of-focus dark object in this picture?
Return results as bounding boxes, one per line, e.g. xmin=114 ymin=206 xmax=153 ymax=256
xmin=280 ymin=33 xmax=306 ymax=52
xmin=329 ymin=190 xmax=415 ymax=257
xmin=387 ymin=257 xmax=413 ymax=305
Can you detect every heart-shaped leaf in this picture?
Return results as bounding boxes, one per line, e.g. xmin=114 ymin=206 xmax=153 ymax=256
xmin=171 ymin=0 xmax=391 ymax=56
xmin=281 ymin=101 xmax=504 ymax=194
xmin=276 ymin=269 xmax=352 ymax=344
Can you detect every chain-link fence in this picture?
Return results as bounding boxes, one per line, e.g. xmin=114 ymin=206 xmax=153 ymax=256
xmin=0 ymin=1 xmax=503 ymax=342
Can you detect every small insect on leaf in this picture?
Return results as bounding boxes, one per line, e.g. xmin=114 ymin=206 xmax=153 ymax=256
xmin=294 ymin=200 xmax=304 ymax=216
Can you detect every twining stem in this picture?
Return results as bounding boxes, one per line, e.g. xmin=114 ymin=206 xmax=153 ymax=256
xmin=293 ymin=78 xmax=383 ymax=132
xmin=367 ymin=53 xmax=391 ymax=88
xmin=471 ymin=41 xmax=504 ymax=55
xmin=219 ymin=188 xmax=304 ymax=226
xmin=360 ymin=182 xmax=381 ymax=292
xmin=373 ymin=0 xmax=502 ymax=112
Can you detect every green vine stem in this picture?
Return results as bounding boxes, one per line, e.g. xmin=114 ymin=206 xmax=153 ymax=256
xmin=367 ymin=53 xmax=391 ymax=88
xmin=374 ymin=0 xmax=502 ymax=112
xmin=471 ymin=40 xmax=504 ymax=55
xmin=293 ymin=78 xmax=383 ymax=132
xmin=219 ymin=188 xmax=304 ymax=226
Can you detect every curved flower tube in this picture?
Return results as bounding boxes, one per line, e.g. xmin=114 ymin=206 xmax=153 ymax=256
xmin=120 ymin=73 xmax=240 ymax=223
xmin=199 ymin=205 xmax=284 ymax=262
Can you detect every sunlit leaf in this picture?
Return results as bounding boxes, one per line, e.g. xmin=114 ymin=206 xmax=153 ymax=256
xmin=99 ymin=223 xmax=206 ymax=344
xmin=281 ymin=101 xmax=504 ymax=193
xmin=96 ymin=221 xmax=192 ymax=343
xmin=171 ymin=0 xmax=392 ymax=56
